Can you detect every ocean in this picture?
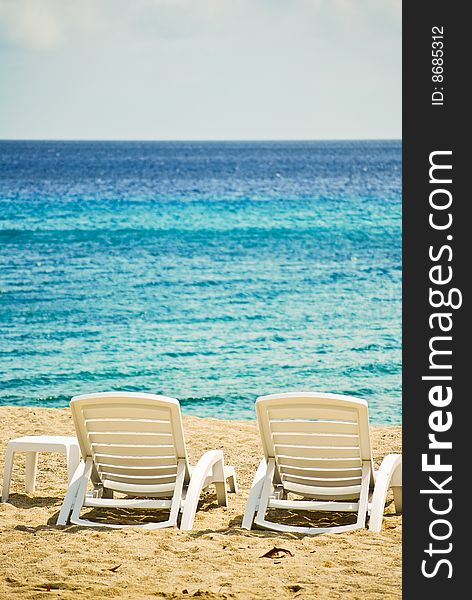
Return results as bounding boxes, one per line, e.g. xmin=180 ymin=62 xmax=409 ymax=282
xmin=0 ymin=140 xmax=401 ymax=423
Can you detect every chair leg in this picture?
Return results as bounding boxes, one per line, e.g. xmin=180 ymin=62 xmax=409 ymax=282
xmin=390 ymin=459 xmax=402 ymax=513
xmin=66 ymin=445 xmax=81 ymax=485
xmin=254 ymin=459 xmax=276 ymax=529
xmin=225 ymin=467 xmax=238 ymax=494
xmin=57 ymin=460 xmax=86 ymax=526
xmin=213 ymin=459 xmax=228 ymax=507
xmin=354 ymin=462 xmax=371 ymax=529
xmin=167 ymin=461 xmax=186 ymax=527
xmin=369 ymin=454 xmax=402 ymax=532
xmin=25 ymin=452 xmax=38 ymax=494
xmin=70 ymin=458 xmax=94 ymax=525
xmin=1 ymin=447 xmax=15 ymax=503
xmin=392 ymin=486 xmax=402 ymax=513
xmin=241 ymin=458 xmax=267 ymax=530
xmin=231 ymin=476 xmax=238 ymax=493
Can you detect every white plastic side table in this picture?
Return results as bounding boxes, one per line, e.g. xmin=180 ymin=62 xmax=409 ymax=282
xmin=1 ymin=436 xmax=80 ymax=502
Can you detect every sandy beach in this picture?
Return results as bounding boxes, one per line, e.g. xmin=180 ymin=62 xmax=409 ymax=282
xmin=0 ymin=406 xmax=401 ymax=599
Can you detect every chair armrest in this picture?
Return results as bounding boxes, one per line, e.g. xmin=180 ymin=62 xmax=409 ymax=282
xmin=180 ymin=449 xmax=227 ymax=530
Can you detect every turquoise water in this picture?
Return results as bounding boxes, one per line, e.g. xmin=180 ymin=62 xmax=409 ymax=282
xmin=0 ymin=141 xmax=401 ymax=423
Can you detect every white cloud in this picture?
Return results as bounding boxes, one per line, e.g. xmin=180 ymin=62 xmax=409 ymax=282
xmin=0 ymin=0 xmax=230 ymax=50
xmin=0 ymin=0 xmax=103 ymax=49
xmin=0 ymin=0 xmax=61 ymax=49
xmin=0 ymin=0 xmax=400 ymax=51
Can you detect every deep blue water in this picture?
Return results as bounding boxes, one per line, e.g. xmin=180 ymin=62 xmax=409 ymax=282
xmin=0 ymin=140 xmax=401 ymax=423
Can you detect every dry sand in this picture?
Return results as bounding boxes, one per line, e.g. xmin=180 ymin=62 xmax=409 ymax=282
xmin=0 ymin=406 xmax=401 ymax=599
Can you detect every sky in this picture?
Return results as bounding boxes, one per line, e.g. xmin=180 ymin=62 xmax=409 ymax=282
xmin=0 ymin=0 xmax=401 ymax=140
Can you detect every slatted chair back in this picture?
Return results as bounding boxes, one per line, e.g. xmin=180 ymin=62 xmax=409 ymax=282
xmin=256 ymin=392 xmax=374 ymax=501
xmin=70 ymin=392 xmax=190 ymax=496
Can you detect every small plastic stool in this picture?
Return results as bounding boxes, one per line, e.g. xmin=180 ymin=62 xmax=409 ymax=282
xmin=1 ymin=436 xmax=81 ymax=502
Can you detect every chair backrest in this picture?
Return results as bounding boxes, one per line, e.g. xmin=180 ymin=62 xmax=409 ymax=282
xmin=256 ymin=392 xmax=374 ymax=497
xmin=70 ymin=392 xmax=190 ymax=491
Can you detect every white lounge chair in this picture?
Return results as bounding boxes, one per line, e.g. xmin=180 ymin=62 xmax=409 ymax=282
xmin=242 ymin=392 xmax=402 ymax=534
xmin=57 ymin=392 xmax=237 ymax=530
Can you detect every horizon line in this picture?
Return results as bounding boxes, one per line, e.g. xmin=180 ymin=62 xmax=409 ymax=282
xmin=0 ymin=137 xmax=402 ymax=143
